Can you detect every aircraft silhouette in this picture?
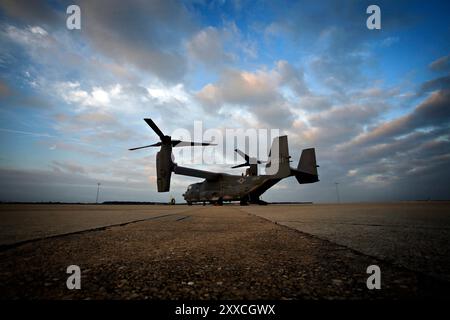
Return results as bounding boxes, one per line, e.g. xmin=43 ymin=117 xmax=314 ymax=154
xmin=130 ymin=119 xmax=319 ymax=205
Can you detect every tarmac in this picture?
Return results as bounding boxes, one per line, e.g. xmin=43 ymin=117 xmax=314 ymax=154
xmin=0 ymin=203 xmax=449 ymax=299
xmin=240 ymin=202 xmax=450 ymax=282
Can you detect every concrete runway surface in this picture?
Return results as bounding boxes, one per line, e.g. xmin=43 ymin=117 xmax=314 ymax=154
xmin=0 ymin=203 xmax=449 ymax=299
xmin=241 ymin=202 xmax=450 ymax=282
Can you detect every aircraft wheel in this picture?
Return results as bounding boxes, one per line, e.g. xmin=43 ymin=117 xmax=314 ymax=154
xmin=240 ymin=196 xmax=249 ymax=206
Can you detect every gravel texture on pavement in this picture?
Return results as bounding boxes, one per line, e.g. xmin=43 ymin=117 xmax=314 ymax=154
xmin=241 ymin=202 xmax=450 ymax=282
xmin=0 ymin=205 xmax=449 ymax=299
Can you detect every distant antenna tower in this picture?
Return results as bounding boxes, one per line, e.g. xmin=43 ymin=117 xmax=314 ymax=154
xmin=335 ymin=182 xmax=341 ymax=204
xmin=96 ymin=182 xmax=101 ymax=204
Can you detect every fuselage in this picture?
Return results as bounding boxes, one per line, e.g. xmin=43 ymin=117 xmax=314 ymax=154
xmin=182 ymin=174 xmax=282 ymax=204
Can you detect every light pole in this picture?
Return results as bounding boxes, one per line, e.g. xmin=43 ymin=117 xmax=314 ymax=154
xmin=96 ymin=182 xmax=101 ymax=204
xmin=335 ymin=182 xmax=341 ymax=204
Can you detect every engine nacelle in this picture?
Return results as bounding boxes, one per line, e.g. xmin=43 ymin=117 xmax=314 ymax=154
xmin=156 ymin=148 xmax=173 ymax=192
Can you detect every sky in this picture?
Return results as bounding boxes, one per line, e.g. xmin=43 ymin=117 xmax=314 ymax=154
xmin=0 ymin=0 xmax=449 ymax=203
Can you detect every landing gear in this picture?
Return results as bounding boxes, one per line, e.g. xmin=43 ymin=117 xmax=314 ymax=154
xmin=240 ymin=195 xmax=249 ymax=206
xmin=187 ymin=201 xmax=192 ymax=206
xmin=240 ymin=200 xmax=249 ymax=206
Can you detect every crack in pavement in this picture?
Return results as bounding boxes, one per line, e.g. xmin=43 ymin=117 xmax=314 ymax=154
xmin=0 ymin=213 xmax=182 ymax=252
xmin=280 ymin=220 xmax=450 ymax=230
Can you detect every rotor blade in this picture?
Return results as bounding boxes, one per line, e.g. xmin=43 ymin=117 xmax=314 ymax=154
xmin=231 ymin=163 xmax=249 ymax=169
xmin=173 ymin=141 xmax=217 ymax=147
xmin=144 ymin=118 xmax=164 ymax=139
xmin=234 ymin=149 xmax=250 ymax=162
xmin=129 ymin=142 xmax=161 ymax=150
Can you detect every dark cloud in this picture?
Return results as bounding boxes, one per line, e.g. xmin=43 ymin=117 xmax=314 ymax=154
xmin=80 ymin=0 xmax=195 ymax=83
xmin=344 ymin=89 xmax=450 ymax=148
xmin=0 ymin=167 xmax=162 ymax=202
xmin=343 ymin=127 xmax=449 ymax=167
xmin=253 ymin=101 xmax=296 ymax=130
xmin=308 ymin=103 xmax=383 ymax=146
xmin=186 ymin=26 xmax=233 ymax=67
xmin=419 ymin=75 xmax=450 ymax=95
xmin=277 ymin=60 xmax=309 ymax=95
xmin=0 ymin=79 xmax=11 ymax=97
xmin=1 ymin=0 xmax=449 ymax=203
xmin=311 ymin=81 xmax=450 ymax=202
xmin=285 ymin=69 xmax=450 ymax=202
xmin=298 ymin=94 xmax=333 ymax=112
xmin=38 ymin=141 xmax=110 ymax=158
xmin=54 ymin=112 xmax=141 ymax=143
xmin=430 ymin=55 xmax=450 ymax=72
xmin=51 ymin=160 xmax=86 ymax=174
xmin=267 ymin=0 xmax=418 ymax=93
xmin=0 ymin=80 xmax=54 ymax=109
xmin=0 ymin=0 xmax=62 ymax=27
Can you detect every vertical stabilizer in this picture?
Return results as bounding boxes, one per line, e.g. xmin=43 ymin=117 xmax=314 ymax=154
xmin=293 ymin=148 xmax=319 ymax=184
xmin=265 ymin=136 xmax=291 ymax=177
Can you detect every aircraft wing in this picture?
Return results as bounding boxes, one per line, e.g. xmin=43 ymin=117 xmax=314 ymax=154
xmin=173 ymin=165 xmax=222 ymax=181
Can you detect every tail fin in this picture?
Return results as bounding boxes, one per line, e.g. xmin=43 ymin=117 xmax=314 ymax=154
xmin=293 ymin=148 xmax=319 ymax=184
xmin=265 ymin=136 xmax=291 ymax=177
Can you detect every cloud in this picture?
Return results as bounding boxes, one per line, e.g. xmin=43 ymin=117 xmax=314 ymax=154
xmin=419 ymin=75 xmax=450 ymax=95
xmin=381 ymin=36 xmax=400 ymax=47
xmin=265 ymin=1 xmax=417 ymax=95
xmin=55 ymin=82 xmax=122 ymax=109
xmin=195 ymin=61 xmax=307 ymax=127
xmin=1 ymin=0 xmax=449 ymax=203
xmin=0 ymin=80 xmax=53 ymax=109
xmin=315 ymin=78 xmax=450 ymax=201
xmin=197 ymin=68 xmax=279 ymax=108
xmin=0 ymin=80 xmax=11 ymax=97
xmin=186 ymin=26 xmax=233 ymax=66
xmin=79 ymin=0 xmax=195 ymax=83
xmin=276 ymin=60 xmax=309 ymax=96
xmin=0 ymin=0 xmax=62 ymax=27
xmin=297 ymin=95 xmax=333 ymax=112
xmin=306 ymin=103 xmax=383 ymax=146
xmin=53 ymin=111 xmax=138 ymax=143
xmin=0 ymin=166 xmax=165 ymax=202
xmin=430 ymin=55 xmax=450 ymax=72
xmin=343 ymin=89 xmax=450 ymax=149
xmin=39 ymin=140 xmax=109 ymax=158
xmin=51 ymin=160 xmax=86 ymax=175
xmin=3 ymin=24 xmax=54 ymax=49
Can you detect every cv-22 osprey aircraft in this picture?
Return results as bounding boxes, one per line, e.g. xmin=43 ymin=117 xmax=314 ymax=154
xmin=129 ymin=119 xmax=319 ymax=205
